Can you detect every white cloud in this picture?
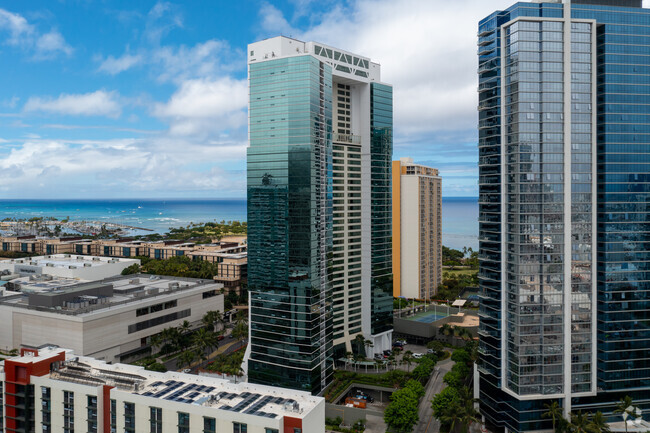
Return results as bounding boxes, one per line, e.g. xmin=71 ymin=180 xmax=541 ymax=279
xmin=34 ymin=30 xmax=73 ymax=58
xmin=153 ymin=39 xmax=239 ymax=83
xmin=261 ymin=0 xmax=516 ymax=139
xmin=0 ymin=8 xmax=72 ymax=59
xmin=97 ymin=53 xmax=142 ymax=74
xmin=24 ymin=90 xmax=122 ymax=118
xmin=0 ymin=8 xmax=31 ymax=45
xmin=259 ymin=2 xmax=297 ymax=36
xmin=153 ymin=77 xmax=247 ymax=137
xmin=0 ymin=137 xmax=246 ymax=197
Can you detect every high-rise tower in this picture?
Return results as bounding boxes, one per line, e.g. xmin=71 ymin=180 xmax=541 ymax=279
xmin=478 ymin=1 xmax=650 ymax=431
xmin=392 ymin=158 xmax=442 ymax=301
xmin=246 ymin=37 xmax=393 ymax=394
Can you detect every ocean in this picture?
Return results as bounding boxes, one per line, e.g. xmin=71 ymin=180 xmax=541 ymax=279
xmin=0 ymin=197 xmax=478 ymax=251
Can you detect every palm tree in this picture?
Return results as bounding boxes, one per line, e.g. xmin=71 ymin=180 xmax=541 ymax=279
xmin=460 ymin=399 xmax=480 ymax=433
xmin=543 ymin=401 xmax=563 ymax=432
xmin=614 ymin=396 xmax=639 ymax=433
xmin=178 ymin=320 xmax=191 ymax=335
xmin=192 ymin=328 xmax=218 ymax=360
xmin=178 ymin=350 xmax=197 ymax=369
xmin=231 ymin=320 xmax=248 ymax=346
xmin=569 ymin=411 xmax=592 ymax=433
xmin=364 ymin=338 xmax=374 ymax=358
xmin=345 ymin=351 xmax=354 ymax=370
xmin=439 ymin=323 xmax=453 ymax=337
xmin=439 ymin=398 xmax=463 ymax=433
xmin=149 ymin=334 xmax=162 ymax=355
xmin=402 ymin=351 xmax=414 ymax=372
xmin=588 ymin=411 xmax=612 ymax=433
xmin=353 ymin=334 xmax=366 ymax=357
xmin=202 ymin=310 xmax=220 ymax=332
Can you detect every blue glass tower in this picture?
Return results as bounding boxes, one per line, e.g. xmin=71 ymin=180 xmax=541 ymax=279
xmin=478 ymin=1 xmax=650 ymax=431
xmin=246 ymin=37 xmax=393 ymax=394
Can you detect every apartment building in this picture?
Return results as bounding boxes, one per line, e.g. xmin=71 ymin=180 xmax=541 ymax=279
xmin=478 ymin=1 xmax=650 ymax=431
xmin=392 ymin=157 xmax=442 ymax=301
xmin=0 ymin=347 xmax=324 ymax=433
xmin=246 ymin=36 xmax=393 ymax=393
xmin=0 ymin=237 xmax=247 ymax=294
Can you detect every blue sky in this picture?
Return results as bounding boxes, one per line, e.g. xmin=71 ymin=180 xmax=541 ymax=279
xmin=0 ymin=0 xmax=542 ymax=199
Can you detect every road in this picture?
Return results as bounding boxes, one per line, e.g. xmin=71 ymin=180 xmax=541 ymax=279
xmin=414 ymin=354 xmax=455 ymax=433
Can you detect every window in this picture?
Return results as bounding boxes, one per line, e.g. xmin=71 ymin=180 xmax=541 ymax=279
xmin=233 ymin=422 xmax=247 ymax=433
xmin=41 ymin=386 xmax=51 ymax=431
xmin=265 ymin=429 xmax=279 ymax=433
xmin=124 ymin=402 xmax=136 ymax=433
xmin=178 ymin=412 xmax=190 ymax=433
xmin=150 ymin=407 xmax=163 ymax=433
xmin=87 ymin=395 xmax=98 ymax=433
xmin=63 ymin=391 xmax=74 ymax=433
xmin=204 ymin=417 xmax=216 ymax=433
xmin=110 ymin=399 xmax=116 ymax=433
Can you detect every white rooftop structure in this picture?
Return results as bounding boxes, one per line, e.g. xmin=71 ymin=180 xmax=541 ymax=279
xmin=248 ymin=36 xmax=382 ymax=83
xmin=0 ymin=254 xmax=139 ymax=280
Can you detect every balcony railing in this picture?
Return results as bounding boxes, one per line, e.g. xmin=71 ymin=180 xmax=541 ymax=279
xmin=332 ymin=132 xmax=361 ymax=144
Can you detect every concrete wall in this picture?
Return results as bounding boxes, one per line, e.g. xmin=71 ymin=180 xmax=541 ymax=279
xmin=1 ymin=288 xmax=224 ymax=363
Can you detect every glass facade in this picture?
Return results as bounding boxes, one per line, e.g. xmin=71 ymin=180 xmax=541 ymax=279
xmin=370 ymin=82 xmax=394 ymax=336
xmin=247 ymin=55 xmax=334 ymax=394
xmin=479 ymin=2 xmax=650 ymax=432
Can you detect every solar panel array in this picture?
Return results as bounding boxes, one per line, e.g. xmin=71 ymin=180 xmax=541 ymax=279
xmin=140 ymin=381 xmax=216 ymax=404
xmin=138 ymin=380 xmax=301 ymax=418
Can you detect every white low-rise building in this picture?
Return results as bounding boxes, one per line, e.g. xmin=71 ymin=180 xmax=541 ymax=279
xmin=0 ymin=254 xmax=140 ymax=280
xmin=0 ymin=274 xmax=224 ymax=363
xmin=0 ymin=347 xmax=324 ymax=433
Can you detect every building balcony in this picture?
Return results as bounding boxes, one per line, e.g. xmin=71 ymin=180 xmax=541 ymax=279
xmin=333 ymin=133 xmax=361 ymax=145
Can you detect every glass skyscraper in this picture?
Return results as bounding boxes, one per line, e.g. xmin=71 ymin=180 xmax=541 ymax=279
xmin=478 ymin=1 xmax=650 ymax=431
xmin=246 ymin=37 xmax=393 ymax=394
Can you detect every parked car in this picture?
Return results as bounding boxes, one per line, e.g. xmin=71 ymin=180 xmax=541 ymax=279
xmin=413 ymin=353 xmax=424 ymax=359
xmin=427 ymin=348 xmax=435 ymax=354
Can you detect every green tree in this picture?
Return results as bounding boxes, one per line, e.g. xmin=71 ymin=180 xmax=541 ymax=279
xmin=439 ymin=398 xmax=463 ymax=433
xmin=178 ymin=320 xmax=191 ymax=336
xmin=402 ymin=351 xmax=414 ymax=372
xmin=542 ymin=401 xmax=563 ymax=433
xmin=614 ymin=396 xmax=639 ymax=433
xmin=178 ymin=350 xmax=197 ymax=369
xmin=588 ymin=411 xmax=612 ymax=433
xmin=569 ymin=411 xmax=592 ymax=433
xmin=431 ymin=386 xmax=459 ymax=420
xmin=384 ymin=387 xmax=419 ymax=432
xmin=149 ymin=334 xmax=163 ymax=354
xmin=192 ymin=328 xmax=218 ymax=360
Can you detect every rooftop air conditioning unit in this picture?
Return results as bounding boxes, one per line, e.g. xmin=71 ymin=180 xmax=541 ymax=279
xmin=83 ymin=263 xmax=91 ymax=267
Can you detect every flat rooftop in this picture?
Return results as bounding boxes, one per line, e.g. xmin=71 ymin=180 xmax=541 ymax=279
xmin=0 ymin=274 xmax=222 ymax=315
xmin=5 ymin=347 xmax=319 ymax=419
xmin=0 ymin=254 xmax=138 ymax=269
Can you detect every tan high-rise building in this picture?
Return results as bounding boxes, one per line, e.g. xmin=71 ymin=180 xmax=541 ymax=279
xmin=392 ymin=157 xmax=442 ymax=300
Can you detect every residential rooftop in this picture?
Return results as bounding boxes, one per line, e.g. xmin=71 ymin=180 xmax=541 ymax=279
xmin=1 ymin=347 xmax=320 ymax=419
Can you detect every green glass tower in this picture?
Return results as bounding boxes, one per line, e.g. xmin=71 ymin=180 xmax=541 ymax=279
xmin=246 ymin=37 xmax=393 ymax=394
